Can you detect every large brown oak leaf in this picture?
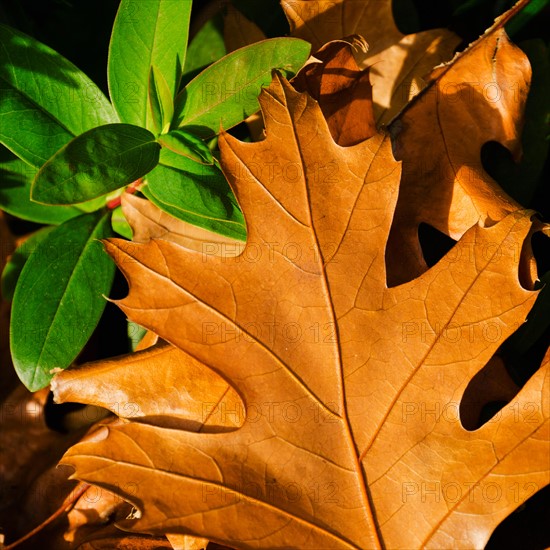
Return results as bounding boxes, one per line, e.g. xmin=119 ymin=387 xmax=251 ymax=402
xmin=54 ymin=75 xmax=548 ymax=550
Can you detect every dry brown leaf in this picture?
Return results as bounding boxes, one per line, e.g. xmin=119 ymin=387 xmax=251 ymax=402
xmin=55 ymin=75 xmax=548 ymax=549
xmin=282 ymin=0 xmax=460 ymax=123
xmin=293 ymin=37 xmax=376 ymax=146
xmin=387 ymin=26 xmax=531 ymax=285
xmin=53 ymin=341 xmax=242 ymax=432
xmin=121 ymin=193 xmax=244 ymax=257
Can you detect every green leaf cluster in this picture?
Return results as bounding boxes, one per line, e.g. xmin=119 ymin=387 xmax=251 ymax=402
xmin=0 ymin=0 xmax=310 ymax=390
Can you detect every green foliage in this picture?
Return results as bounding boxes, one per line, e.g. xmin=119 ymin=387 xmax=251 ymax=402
xmin=108 ymin=0 xmax=191 ymax=130
xmin=175 ymin=38 xmax=311 ymax=138
xmin=144 ymin=160 xmax=247 ymax=240
xmin=148 ymin=66 xmax=175 ymax=135
xmin=32 ymin=124 xmax=161 ymax=204
xmin=181 ymin=15 xmax=226 ymax=85
xmin=0 ymin=0 xmax=309 ymax=390
xmin=0 ymin=23 xmax=117 ymax=167
xmin=10 ymin=212 xmax=115 ymax=391
xmin=1 ymin=226 xmax=55 ymax=301
xmin=158 ymin=130 xmax=214 ymax=164
xmin=0 ymin=149 xmax=82 ymax=223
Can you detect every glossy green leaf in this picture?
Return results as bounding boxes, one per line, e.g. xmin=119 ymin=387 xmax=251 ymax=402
xmin=1 ymin=226 xmax=54 ymax=301
xmin=144 ymin=160 xmax=246 ymax=240
xmin=10 ymin=211 xmax=116 ymax=391
xmin=174 ymin=38 xmax=310 ymax=137
xmin=111 ymin=204 xmax=133 ymax=239
xmin=0 ymin=151 xmax=81 ymax=224
xmin=0 ymin=23 xmax=117 ymax=167
xmin=158 ymin=130 xmax=214 ymax=164
xmin=181 ymin=14 xmax=226 ymax=85
xmin=108 ymin=0 xmax=191 ymax=129
xmin=148 ymin=66 xmax=175 ymax=135
xmin=32 ymin=124 xmax=160 ymax=205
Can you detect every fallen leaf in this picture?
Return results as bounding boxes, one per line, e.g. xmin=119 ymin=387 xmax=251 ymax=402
xmin=293 ymin=37 xmax=376 ymax=146
xmin=52 ymin=340 xmax=242 ymax=432
xmin=282 ymin=0 xmax=460 ymax=123
xmin=387 ymin=26 xmax=531 ymax=285
xmin=55 ymin=75 xmax=548 ymax=549
xmin=121 ymin=193 xmax=244 ymax=257
xmin=459 ymin=355 xmax=521 ymax=431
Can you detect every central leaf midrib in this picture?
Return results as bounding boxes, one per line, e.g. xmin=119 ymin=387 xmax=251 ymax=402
xmin=285 ymin=85 xmax=381 ymax=548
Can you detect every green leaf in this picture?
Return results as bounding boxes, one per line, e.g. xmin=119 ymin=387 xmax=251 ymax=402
xmin=148 ymin=66 xmax=175 ymax=135
xmin=0 ymin=23 xmax=117 ymax=167
xmin=1 ymin=226 xmax=55 ymax=301
xmin=158 ymin=130 xmax=214 ymax=164
xmin=32 ymin=124 xmax=160 ymax=205
xmin=144 ymin=160 xmax=246 ymax=240
xmin=0 ymin=150 xmax=81 ymax=224
xmin=181 ymin=14 xmax=226 ymax=85
xmin=10 ymin=211 xmax=116 ymax=391
xmin=111 ymin=204 xmax=133 ymax=239
xmin=108 ymin=0 xmax=191 ymax=129
xmin=128 ymin=321 xmax=147 ymax=351
xmin=174 ymin=38 xmax=311 ymax=137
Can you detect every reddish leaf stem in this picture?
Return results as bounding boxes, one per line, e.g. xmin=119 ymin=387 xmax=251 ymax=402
xmin=107 ymin=178 xmax=143 ymax=210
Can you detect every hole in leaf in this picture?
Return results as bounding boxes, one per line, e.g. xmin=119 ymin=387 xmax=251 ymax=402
xmin=532 ymin=231 xmax=550 ymax=278
xmin=460 ymin=319 xmax=548 ymax=432
xmin=460 ymin=356 xmax=521 ymax=431
xmin=485 ymin=485 xmax=550 ymax=550
xmin=418 ymin=222 xmax=457 ymax=267
xmin=481 ymin=140 xmax=518 ymax=197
